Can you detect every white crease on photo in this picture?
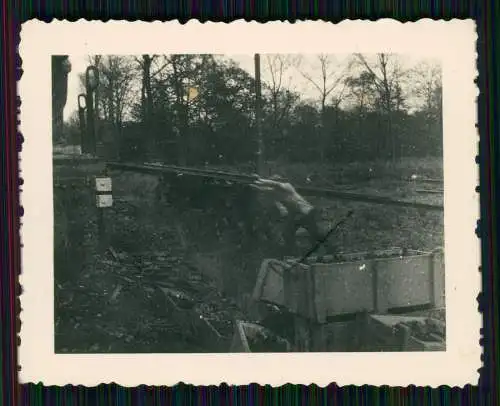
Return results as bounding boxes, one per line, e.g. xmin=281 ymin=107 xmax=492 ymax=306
xmin=18 ymin=19 xmax=481 ymax=387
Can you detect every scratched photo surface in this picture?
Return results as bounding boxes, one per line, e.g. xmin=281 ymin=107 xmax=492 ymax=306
xmin=53 ymin=51 xmax=446 ymax=354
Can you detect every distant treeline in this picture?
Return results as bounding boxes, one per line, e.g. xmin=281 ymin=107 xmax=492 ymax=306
xmin=61 ymin=54 xmax=442 ymax=167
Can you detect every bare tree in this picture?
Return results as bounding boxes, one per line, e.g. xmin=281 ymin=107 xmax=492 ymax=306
xmin=93 ymin=56 xmax=136 ymax=130
xmin=134 ymin=55 xmax=173 ymax=124
xmin=296 ymin=54 xmax=347 ymax=162
xmin=353 ymin=53 xmax=407 ymax=163
xmin=412 ymin=61 xmax=442 ymax=126
xmin=297 ymin=54 xmax=346 ymax=115
xmin=148 ymin=54 xmax=202 ymax=165
xmin=85 ymin=55 xmax=102 ymax=119
xmin=264 ymin=54 xmax=299 ymax=130
xmin=354 ymin=53 xmax=407 ymax=113
xmin=137 ymin=55 xmax=154 ymax=124
xmin=344 ymin=71 xmax=377 ymax=116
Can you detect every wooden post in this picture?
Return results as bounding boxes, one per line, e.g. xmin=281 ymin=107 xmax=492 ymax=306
xmin=95 ymin=173 xmax=112 ymax=252
xmin=244 ymin=54 xmax=265 ymax=252
xmin=97 ymin=205 xmax=106 ymax=251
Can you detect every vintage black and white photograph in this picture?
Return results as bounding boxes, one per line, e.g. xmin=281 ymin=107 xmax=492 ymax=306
xmin=19 ymin=20 xmax=480 ymax=386
xmin=52 ymin=50 xmax=447 ymax=354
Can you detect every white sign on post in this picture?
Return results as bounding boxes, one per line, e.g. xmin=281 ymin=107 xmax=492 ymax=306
xmin=96 ymin=194 xmax=113 ymax=208
xmin=95 ymin=177 xmax=112 ymax=193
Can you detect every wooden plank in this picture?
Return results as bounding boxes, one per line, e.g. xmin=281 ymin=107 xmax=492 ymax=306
xmin=313 ymin=261 xmax=375 ymax=322
xmin=255 ymin=259 xmax=314 ymax=319
xmin=252 ymin=260 xmax=272 ymax=301
xmin=365 ymin=315 xmax=422 ymax=351
xmin=230 ymin=321 xmax=292 ymax=352
xmin=372 ymin=259 xmax=383 ymax=312
xmin=254 ymin=250 xmax=442 ymax=324
xmin=416 ymin=189 xmax=443 ymax=194
xmin=313 ymin=251 xmax=439 ymax=321
xmin=283 ymin=262 xmax=314 ymax=318
xmin=406 ymin=336 xmax=446 ymax=351
xmin=315 ymin=320 xmax=361 ymax=351
xmin=290 ymin=267 xmax=317 ymax=351
xmin=253 ymin=259 xmax=286 ymax=305
xmin=432 ymin=252 xmax=446 ymax=308
xmin=376 ymin=255 xmax=433 ymax=311
xmin=230 ymin=321 xmax=251 ymax=352
xmin=366 ymin=315 xmax=445 ymax=352
xmin=302 ymin=247 xmax=404 ymax=264
xmin=418 ymin=178 xmax=444 ymax=184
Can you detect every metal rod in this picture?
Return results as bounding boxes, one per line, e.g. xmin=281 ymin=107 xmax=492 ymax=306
xmin=288 ymin=210 xmax=355 ymax=273
xmin=106 ymin=161 xmax=444 ymax=211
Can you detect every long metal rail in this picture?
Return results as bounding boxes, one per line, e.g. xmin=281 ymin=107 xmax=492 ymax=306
xmin=106 ymin=161 xmax=444 ymax=212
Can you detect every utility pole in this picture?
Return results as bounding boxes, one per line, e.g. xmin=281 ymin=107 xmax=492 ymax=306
xmin=254 ymin=54 xmax=264 ymax=175
xmin=85 ymin=66 xmax=99 ymax=155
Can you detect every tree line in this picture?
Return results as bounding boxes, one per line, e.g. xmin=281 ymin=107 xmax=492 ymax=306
xmin=62 ymin=53 xmax=442 ymax=168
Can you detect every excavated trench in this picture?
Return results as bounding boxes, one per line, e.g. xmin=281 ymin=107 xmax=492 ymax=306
xmin=54 ymin=170 xmax=444 ymax=353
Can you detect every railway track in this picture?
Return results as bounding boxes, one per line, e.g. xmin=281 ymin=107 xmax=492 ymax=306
xmin=106 ymin=161 xmax=444 ymax=212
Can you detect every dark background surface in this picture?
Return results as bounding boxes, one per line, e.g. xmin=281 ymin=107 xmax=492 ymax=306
xmin=1 ymin=1 xmax=497 ymax=406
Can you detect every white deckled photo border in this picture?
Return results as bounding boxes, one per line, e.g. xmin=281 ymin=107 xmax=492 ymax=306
xmin=18 ymin=19 xmax=481 ymax=387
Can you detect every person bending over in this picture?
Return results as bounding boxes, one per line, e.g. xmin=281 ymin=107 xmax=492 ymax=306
xmin=250 ymin=175 xmax=327 ymax=255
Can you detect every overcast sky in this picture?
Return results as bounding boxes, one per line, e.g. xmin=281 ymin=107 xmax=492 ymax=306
xmin=63 ymin=53 xmax=438 ymax=121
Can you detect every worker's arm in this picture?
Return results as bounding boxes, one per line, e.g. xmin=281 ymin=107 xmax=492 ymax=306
xmin=250 ymin=178 xmax=314 ymax=216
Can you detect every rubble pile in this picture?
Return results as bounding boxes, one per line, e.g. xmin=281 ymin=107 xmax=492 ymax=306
xmin=55 ymin=195 xmax=252 ymax=353
xmin=395 ymin=316 xmax=446 ymax=343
